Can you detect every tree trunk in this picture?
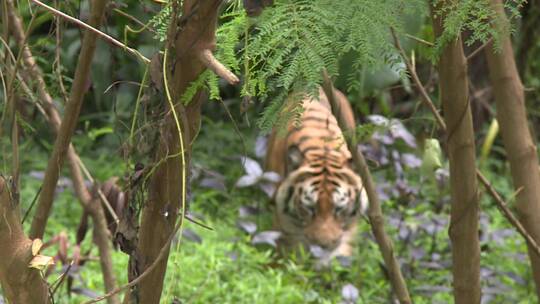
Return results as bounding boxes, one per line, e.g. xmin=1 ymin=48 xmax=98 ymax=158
xmin=485 ymin=0 xmax=540 ymax=299
xmin=0 ymin=176 xmax=50 ymax=303
xmin=29 ymin=0 xmax=109 ymax=239
xmin=432 ymin=2 xmax=481 ymax=303
xmin=128 ymin=1 xmax=222 ymax=303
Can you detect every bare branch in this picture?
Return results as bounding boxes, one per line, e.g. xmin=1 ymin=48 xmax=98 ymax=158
xmin=86 ymin=195 xmax=119 ymax=304
xmin=404 ymin=33 xmax=434 ymax=47
xmin=477 ymin=175 xmax=540 ymax=256
xmin=76 ymin=155 xmax=119 ymax=224
xmin=390 ymin=27 xmax=446 ymax=130
xmin=198 ymin=49 xmax=240 ymax=85
xmin=467 ymin=37 xmax=493 ymax=61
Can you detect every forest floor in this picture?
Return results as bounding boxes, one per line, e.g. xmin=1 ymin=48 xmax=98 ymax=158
xmin=16 ymin=116 xmax=537 ymax=304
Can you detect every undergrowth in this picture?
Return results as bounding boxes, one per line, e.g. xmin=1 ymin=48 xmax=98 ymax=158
xmin=15 ymin=116 xmax=537 ymax=304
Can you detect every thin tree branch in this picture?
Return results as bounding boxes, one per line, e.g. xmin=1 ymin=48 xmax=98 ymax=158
xmin=477 ymin=175 xmax=540 ymax=255
xmin=29 ymin=0 xmax=110 ymax=239
xmin=467 ymin=37 xmax=493 ymax=61
xmin=10 ymin=80 xmax=20 ymax=193
xmin=390 ymin=27 xmax=446 ymax=130
xmin=404 ymin=33 xmax=434 ymax=47
xmin=76 ymin=155 xmax=119 ymax=224
xmin=198 ymin=49 xmax=240 ymax=85
xmin=51 ymin=261 xmax=73 ymax=297
xmin=87 ymin=195 xmax=119 ymax=304
xmin=321 ymin=70 xmax=411 ymax=304
xmin=22 ymin=186 xmax=42 ymax=224
xmin=29 ymin=0 xmax=150 ymax=64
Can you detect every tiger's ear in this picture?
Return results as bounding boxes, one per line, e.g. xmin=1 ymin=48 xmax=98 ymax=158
xmin=287 ymin=146 xmax=303 ymax=172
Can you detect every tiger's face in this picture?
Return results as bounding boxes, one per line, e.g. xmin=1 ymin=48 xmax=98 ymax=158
xmin=274 ymin=160 xmax=368 ymax=261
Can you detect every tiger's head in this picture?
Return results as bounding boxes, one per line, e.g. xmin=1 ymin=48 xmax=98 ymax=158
xmin=274 ymin=146 xmax=368 ymax=261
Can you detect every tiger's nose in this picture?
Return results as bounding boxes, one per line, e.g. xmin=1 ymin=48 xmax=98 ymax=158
xmin=305 ymin=223 xmax=342 ymax=249
xmin=308 ymin=236 xmax=340 ymax=249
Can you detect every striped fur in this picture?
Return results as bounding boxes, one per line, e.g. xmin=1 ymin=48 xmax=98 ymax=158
xmin=266 ymin=88 xmax=368 ymax=264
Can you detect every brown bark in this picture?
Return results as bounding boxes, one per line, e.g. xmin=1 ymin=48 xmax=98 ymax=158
xmin=321 ymin=72 xmax=411 ymax=304
xmin=485 ymin=0 xmax=540 ymax=299
xmin=129 ymin=1 xmax=223 ymax=303
xmin=0 ymin=176 xmax=50 ymax=303
xmin=7 ymin=2 xmax=119 ymax=302
xmin=432 ymin=3 xmax=481 ymax=303
xmin=29 ymin=0 xmax=109 ymax=239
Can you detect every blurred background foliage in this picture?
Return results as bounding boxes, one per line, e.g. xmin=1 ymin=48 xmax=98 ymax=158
xmin=2 ymin=0 xmax=540 ymax=303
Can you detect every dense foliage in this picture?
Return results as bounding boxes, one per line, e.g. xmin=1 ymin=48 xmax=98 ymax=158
xmin=2 ymin=0 xmax=540 ymax=303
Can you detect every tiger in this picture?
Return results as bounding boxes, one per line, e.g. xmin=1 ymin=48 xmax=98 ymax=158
xmin=265 ymin=87 xmax=368 ymax=264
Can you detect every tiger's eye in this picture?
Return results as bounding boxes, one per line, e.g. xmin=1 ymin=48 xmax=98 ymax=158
xmin=297 ymin=203 xmax=315 ymax=219
xmin=334 ymin=204 xmax=349 ymax=217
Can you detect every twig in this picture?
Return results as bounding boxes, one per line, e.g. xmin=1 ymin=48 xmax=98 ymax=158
xmin=22 ymin=186 xmax=41 ymax=224
xmin=76 ymin=155 xmax=119 ymax=224
xmin=87 ymin=196 xmax=119 ymax=304
xmin=185 ymin=213 xmax=214 ymax=231
xmin=390 ymin=27 xmax=446 ymax=130
xmin=478 ymin=176 xmax=540 ymax=256
xmin=29 ymin=0 xmax=150 ymax=64
xmin=466 ymin=37 xmax=493 ymax=61
xmin=392 ymin=25 xmax=540 ymax=258
xmin=50 ymin=261 xmax=73 ymax=297
xmin=197 ymin=49 xmax=239 ymax=85
xmin=112 ymin=8 xmax=154 ymax=32
xmin=405 ymin=33 xmax=434 ymax=47
xmin=53 ymin=5 xmax=69 ymax=104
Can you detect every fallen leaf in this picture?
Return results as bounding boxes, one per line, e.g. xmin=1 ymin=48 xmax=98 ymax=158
xmin=309 ymin=245 xmax=329 ymax=259
xmin=251 ymin=231 xmax=281 ymax=247
xmin=259 ymin=182 xmax=276 ymax=197
xmin=241 ymin=157 xmax=263 ymax=177
xmin=237 ymin=220 xmax=257 ymax=235
xmin=261 ymin=171 xmax=281 ymax=183
xmin=239 ymin=205 xmax=260 ymax=218
xmin=236 ymin=174 xmax=259 ymax=187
